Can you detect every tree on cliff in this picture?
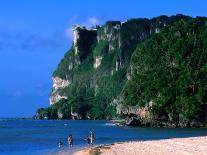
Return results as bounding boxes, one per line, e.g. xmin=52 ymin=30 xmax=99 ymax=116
xmin=122 ymin=18 xmax=207 ymax=125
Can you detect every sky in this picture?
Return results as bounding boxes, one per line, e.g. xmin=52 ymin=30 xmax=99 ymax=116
xmin=0 ymin=0 xmax=207 ymax=117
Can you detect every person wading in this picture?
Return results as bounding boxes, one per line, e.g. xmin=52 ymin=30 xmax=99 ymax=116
xmin=84 ymin=136 xmax=90 ymax=146
xmin=68 ymin=134 xmax=73 ymax=147
xmin=90 ymin=131 xmax=94 ymax=145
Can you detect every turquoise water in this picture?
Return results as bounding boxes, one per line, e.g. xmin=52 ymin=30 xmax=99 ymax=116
xmin=0 ymin=119 xmax=207 ymax=155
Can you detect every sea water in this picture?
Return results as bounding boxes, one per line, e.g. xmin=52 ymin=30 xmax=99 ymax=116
xmin=0 ymin=119 xmax=207 ymax=155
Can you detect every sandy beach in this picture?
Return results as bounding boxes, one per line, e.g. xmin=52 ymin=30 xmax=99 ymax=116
xmin=72 ymin=136 xmax=207 ymax=155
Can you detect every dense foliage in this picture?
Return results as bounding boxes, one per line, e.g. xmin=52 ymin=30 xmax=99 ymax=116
xmin=36 ymin=15 xmax=207 ymax=125
xmin=122 ymin=18 xmax=207 ymax=123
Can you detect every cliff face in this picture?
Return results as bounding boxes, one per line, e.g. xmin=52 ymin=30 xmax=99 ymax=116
xmin=51 ymin=15 xmax=191 ymax=105
xmin=50 ymin=77 xmax=70 ymax=104
xmin=50 ymin=25 xmax=97 ymax=104
xmin=43 ymin=14 xmax=207 ymax=127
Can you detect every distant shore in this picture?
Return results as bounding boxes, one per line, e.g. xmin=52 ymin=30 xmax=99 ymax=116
xmin=72 ymin=136 xmax=207 ymax=155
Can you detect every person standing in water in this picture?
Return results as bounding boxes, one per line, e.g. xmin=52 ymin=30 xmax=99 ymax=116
xmin=68 ymin=134 xmax=73 ymax=147
xmin=90 ymin=131 xmax=94 ymax=145
xmin=84 ymin=136 xmax=90 ymax=145
xmin=58 ymin=140 xmax=63 ymax=148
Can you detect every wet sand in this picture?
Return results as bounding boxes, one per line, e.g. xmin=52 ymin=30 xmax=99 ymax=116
xmin=72 ymin=136 xmax=207 ymax=155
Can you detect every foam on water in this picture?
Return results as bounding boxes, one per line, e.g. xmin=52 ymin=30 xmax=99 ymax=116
xmin=104 ymin=123 xmax=116 ymax=126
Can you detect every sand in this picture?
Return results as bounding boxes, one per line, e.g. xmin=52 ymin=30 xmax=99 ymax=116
xmin=72 ymin=136 xmax=207 ymax=155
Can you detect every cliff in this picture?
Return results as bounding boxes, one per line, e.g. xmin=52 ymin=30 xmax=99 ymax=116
xmin=120 ymin=17 xmax=207 ymax=127
xmin=51 ymin=15 xmax=190 ymax=104
xmin=36 ymin=15 xmax=207 ymax=127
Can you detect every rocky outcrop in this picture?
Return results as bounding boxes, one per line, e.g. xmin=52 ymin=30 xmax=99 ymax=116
xmin=52 ymin=77 xmax=71 ymax=90
xmin=102 ymin=21 xmax=121 ymax=51
xmin=35 ymin=113 xmax=49 ymax=120
xmin=35 ymin=108 xmax=49 ymax=120
xmin=72 ymin=25 xmax=97 ymax=61
xmin=93 ymin=56 xmax=102 ymax=68
xmin=50 ymin=77 xmax=71 ymax=104
xmin=116 ymin=100 xmax=153 ymax=126
xmin=57 ymin=111 xmax=63 ymax=119
xmin=125 ymin=117 xmax=141 ymax=126
xmin=118 ymin=101 xmax=207 ymax=127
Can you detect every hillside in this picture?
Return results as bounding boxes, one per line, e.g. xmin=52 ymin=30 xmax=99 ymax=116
xmin=36 ymin=15 xmax=207 ymax=127
xmin=121 ymin=17 xmax=207 ymax=127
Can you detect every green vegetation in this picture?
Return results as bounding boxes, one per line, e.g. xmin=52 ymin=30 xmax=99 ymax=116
xmin=37 ymin=15 xmax=207 ymax=126
xmin=122 ymin=18 xmax=207 ymax=123
xmin=93 ymin=40 xmax=108 ymax=56
xmin=77 ymin=29 xmax=97 ymax=61
xmin=120 ymin=18 xmax=151 ymax=63
xmin=53 ymin=47 xmax=75 ymax=79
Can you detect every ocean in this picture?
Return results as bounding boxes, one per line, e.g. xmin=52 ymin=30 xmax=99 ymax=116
xmin=0 ymin=119 xmax=207 ymax=155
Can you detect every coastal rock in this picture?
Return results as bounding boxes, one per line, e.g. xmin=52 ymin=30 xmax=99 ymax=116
xmin=116 ymin=100 xmax=153 ymax=126
xmin=50 ymin=91 xmax=68 ymax=105
xmin=125 ymin=117 xmax=141 ymax=126
xmin=58 ymin=111 xmax=63 ymax=119
xmin=118 ymin=101 xmax=153 ymax=120
xmin=35 ymin=108 xmax=49 ymax=120
xmin=190 ymin=120 xmax=204 ymax=127
xmin=178 ymin=114 xmax=190 ymax=127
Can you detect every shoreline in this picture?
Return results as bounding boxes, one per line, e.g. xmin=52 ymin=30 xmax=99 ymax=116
xmin=72 ymin=136 xmax=207 ymax=155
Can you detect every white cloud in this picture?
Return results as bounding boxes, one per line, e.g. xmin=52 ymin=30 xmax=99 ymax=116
xmin=82 ymin=17 xmax=99 ymax=28
xmin=65 ymin=26 xmax=74 ymax=40
xmin=65 ymin=16 xmax=78 ymax=40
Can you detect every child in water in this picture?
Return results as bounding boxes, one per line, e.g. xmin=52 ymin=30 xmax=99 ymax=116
xmin=84 ymin=136 xmax=90 ymax=145
xmin=58 ymin=141 xmax=63 ymax=148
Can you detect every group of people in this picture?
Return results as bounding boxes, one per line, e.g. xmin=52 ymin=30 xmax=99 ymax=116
xmin=58 ymin=130 xmax=94 ymax=148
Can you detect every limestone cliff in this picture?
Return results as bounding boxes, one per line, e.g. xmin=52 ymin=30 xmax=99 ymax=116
xmin=45 ymin=14 xmax=207 ymax=127
xmin=51 ymin=15 xmax=191 ymax=105
xmin=50 ymin=77 xmax=70 ymax=104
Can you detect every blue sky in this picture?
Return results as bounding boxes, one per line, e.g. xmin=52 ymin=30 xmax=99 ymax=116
xmin=0 ymin=0 xmax=207 ymax=117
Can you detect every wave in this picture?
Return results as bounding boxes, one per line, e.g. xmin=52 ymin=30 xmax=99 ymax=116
xmin=104 ymin=123 xmax=116 ymax=126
